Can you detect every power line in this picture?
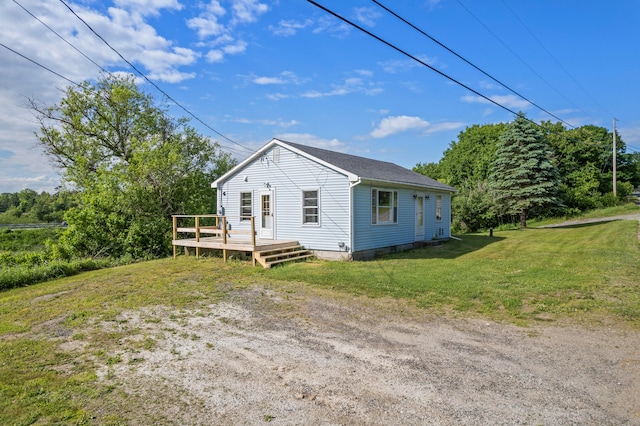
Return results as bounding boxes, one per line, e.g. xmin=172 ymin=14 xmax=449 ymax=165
xmin=10 ymin=0 xmax=248 ymax=158
xmin=498 ymin=0 xmax=612 ymax=119
xmin=370 ymin=0 xmax=575 ymax=129
xmin=12 ymin=0 xmax=109 ymax=75
xmin=0 ymin=42 xmax=80 ymax=87
xmin=306 ymin=0 xmax=523 ymax=118
xmin=57 ymin=0 xmax=253 ymax=155
xmin=455 ymin=0 xmax=588 ymax=121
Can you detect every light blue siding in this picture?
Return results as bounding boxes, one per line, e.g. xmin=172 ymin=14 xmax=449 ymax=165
xmin=217 ymin=146 xmax=350 ymax=251
xmin=215 ymin=142 xmax=453 ymax=256
xmin=352 ymin=185 xmax=452 ymax=252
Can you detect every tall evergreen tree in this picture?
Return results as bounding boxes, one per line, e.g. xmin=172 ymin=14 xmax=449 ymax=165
xmin=490 ymin=113 xmax=559 ymax=228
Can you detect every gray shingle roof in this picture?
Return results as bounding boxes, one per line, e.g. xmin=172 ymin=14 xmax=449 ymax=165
xmin=279 ymin=140 xmax=455 ymax=192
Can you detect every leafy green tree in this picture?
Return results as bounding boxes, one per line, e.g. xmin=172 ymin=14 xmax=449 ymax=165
xmin=490 ymin=113 xmax=559 ymax=228
xmin=412 ymin=162 xmax=441 ymax=182
xmin=30 ymin=74 xmax=235 ymax=258
xmin=438 ymin=123 xmax=507 ymax=188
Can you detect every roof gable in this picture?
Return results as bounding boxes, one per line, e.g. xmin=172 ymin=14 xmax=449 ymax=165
xmin=279 ymin=140 xmax=455 ymax=192
xmin=212 ymin=138 xmax=455 ymax=192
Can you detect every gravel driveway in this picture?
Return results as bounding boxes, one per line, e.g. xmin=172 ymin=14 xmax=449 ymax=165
xmin=92 ymin=286 xmax=640 ymax=425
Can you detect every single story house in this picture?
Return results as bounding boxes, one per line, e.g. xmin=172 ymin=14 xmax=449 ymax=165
xmin=211 ymin=138 xmax=456 ymax=260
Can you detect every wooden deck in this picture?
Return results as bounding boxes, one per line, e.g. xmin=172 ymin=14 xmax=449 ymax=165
xmin=172 ymin=214 xmax=311 ymax=267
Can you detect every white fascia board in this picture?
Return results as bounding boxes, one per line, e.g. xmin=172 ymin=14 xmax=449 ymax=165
xmin=359 ymin=177 xmax=456 ymax=193
xmin=210 ymin=139 xmax=279 ymax=188
xmin=276 ymin=139 xmax=360 ymax=182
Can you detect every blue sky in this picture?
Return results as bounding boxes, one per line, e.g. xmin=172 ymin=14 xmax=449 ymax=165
xmin=1 ymin=0 xmax=639 ymax=193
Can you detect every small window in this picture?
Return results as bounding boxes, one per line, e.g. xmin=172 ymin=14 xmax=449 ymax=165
xmin=372 ymin=188 xmax=398 ymax=225
xmin=272 ymin=147 xmax=280 ymax=163
xmin=302 ymin=190 xmax=319 ymax=225
xmin=240 ymin=192 xmax=252 ymax=221
xmin=436 ymin=194 xmax=442 ymax=222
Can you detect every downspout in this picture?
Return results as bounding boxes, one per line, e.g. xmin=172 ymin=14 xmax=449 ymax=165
xmin=349 ymin=177 xmax=362 ymax=258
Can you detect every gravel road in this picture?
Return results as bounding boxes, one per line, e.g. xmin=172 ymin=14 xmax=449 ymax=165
xmin=91 ymin=286 xmax=640 ymax=425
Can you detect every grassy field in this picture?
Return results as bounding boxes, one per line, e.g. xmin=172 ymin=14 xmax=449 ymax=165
xmin=0 ymin=214 xmax=638 ymax=423
xmin=269 ymin=219 xmax=640 ymax=322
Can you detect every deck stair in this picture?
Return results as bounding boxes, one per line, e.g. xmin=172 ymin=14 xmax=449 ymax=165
xmin=255 ymin=244 xmax=313 ymax=268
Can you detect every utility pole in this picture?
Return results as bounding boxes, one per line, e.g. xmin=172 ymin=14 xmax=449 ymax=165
xmin=613 ymin=118 xmax=617 ymax=197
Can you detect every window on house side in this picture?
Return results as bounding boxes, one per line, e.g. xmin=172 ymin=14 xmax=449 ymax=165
xmin=372 ymin=188 xmax=398 ymax=225
xmin=436 ymin=194 xmax=442 ymax=222
xmin=240 ymin=192 xmax=252 ymax=221
xmin=302 ymin=190 xmax=319 ymax=225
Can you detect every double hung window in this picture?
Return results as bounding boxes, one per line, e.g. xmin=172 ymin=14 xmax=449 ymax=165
xmin=302 ymin=190 xmax=319 ymax=225
xmin=371 ymin=189 xmax=398 ymax=225
xmin=240 ymin=192 xmax=252 ymax=221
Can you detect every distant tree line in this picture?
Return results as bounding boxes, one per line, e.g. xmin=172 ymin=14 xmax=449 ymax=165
xmin=414 ymin=113 xmax=640 ymax=232
xmin=0 ymin=189 xmax=77 ymax=224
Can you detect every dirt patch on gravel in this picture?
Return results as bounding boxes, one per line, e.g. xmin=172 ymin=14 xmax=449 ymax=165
xmin=83 ymin=285 xmax=639 ymax=425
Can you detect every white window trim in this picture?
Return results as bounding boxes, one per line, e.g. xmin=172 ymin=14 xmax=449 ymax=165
xmin=240 ymin=191 xmax=252 ymax=221
xmin=302 ymin=188 xmax=320 ymax=227
xmin=372 ymin=188 xmax=398 ymax=225
xmin=436 ymin=194 xmax=442 ymax=222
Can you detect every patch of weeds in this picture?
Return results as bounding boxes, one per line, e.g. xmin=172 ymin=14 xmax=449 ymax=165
xmin=190 ymin=333 xmax=200 ymax=341
xmin=263 ymin=414 xmax=275 ymax=422
xmin=106 ymin=354 xmax=122 ymax=365
xmin=503 ymin=298 xmax=522 ymax=313
xmin=139 ymin=337 xmax=156 ymax=351
xmin=205 ymin=342 xmax=214 ymax=349
xmin=72 ymin=333 xmax=85 ymax=340
xmin=105 ymin=368 xmax=116 ymax=380
xmin=128 ymin=357 xmax=144 ymax=365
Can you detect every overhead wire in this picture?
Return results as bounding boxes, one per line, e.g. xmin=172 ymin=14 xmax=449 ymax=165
xmin=56 ymin=0 xmax=254 ymax=155
xmin=369 ymin=0 xmax=575 ymax=129
xmin=455 ymin=0 xmax=588 ymax=121
xmin=306 ymin=0 xmax=523 ymax=119
xmin=0 ymin=42 xmax=80 ymax=88
xmin=9 ymin=0 xmax=249 ymax=158
xmin=12 ymin=0 xmax=109 ymax=75
xmin=308 ymin=1 xmax=624 ymax=172
xmin=498 ymin=0 xmax=612 ymax=119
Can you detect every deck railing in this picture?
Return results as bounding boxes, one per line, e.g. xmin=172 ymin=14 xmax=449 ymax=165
xmin=172 ymin=214 xmax=255 ymax=259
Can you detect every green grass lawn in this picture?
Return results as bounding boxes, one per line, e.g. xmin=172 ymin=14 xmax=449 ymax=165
xmin=0 ymin=215 xmax=638 ymax=423
xmin=268 ymin=219 xmax=640 ymax=323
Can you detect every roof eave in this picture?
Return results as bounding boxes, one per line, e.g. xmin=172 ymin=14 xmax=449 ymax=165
xmin=359 ymin=177 xmax=456 ymax=193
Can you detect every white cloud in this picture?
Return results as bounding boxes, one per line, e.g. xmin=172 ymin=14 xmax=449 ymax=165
xmin=231 ymin=0 xmax=269 ymax=24
xmin=252 ymin=71 xmax=301 ymax=85
xmin=113 ymin=0 xmax=183 ymax=17
xmin=370 ymin=116 xmax=465 ymax=138
xmin=269 ymin=19 xmax=312 ymax=37
xmin=266 ymin=93 xmax=289 ymax=101
xmin=371 ymin=116 xmax=431 ymax=138
xmin=378 ymin=55 xmax=438 ymax=73
xmin=618 ymin=126 xmax=640 ymax=145
xmin=302 ymin=77 xmax=382 ymax=98
xmin=353 ymin=7 xmax=380 ymax=27
xmin=275 ymin=133 xmax=349 ymax=152
xmin=461 ymin=94 xmax=531 ymax=110
xmin=313 ymin=15 xmax=351 ymax=37
xmin=206 ymin=49 xmax=224 ymax=63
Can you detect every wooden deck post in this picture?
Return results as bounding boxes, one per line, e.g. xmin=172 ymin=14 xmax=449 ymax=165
xmin=251 ymin=216 xmax=256 ymax=266
xmin=172 ymin=216 xmax=177 ymax=259
xmin=221 ymin=216 xmax=227 ymax=262
xmin=195 ymin=216 xmax=200 ymax=258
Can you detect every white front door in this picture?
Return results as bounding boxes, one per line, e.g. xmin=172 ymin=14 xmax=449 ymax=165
xmin=259 ymin=189 xmax=274 ymax=239
xmin=415 ymin=195 xmax=424 ymax=241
